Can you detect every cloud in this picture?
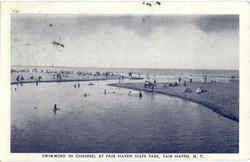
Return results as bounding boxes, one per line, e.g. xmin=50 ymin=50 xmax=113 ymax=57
xmin=11 ymin=15 xmax=239 ymax=69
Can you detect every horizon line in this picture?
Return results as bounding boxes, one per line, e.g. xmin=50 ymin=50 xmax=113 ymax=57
xmin=11 ymin=65 xmax=239 ymax=71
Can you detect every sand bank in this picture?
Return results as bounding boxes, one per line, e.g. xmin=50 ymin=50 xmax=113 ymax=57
xmin=109 ymin=81 xmax=239 ymax=122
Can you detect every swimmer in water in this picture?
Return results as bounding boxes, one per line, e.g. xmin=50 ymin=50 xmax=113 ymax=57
xmin=53 ymin=104 xmax=60 ymax=115
xmin=139 ymin=91 xmax=143 ymax=98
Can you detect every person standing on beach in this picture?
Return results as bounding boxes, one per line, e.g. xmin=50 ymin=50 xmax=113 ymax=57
xmin=154 ymin=80 xmax=157 ymax=88
xmin=203 ymin=75 xmax=207 ymax=83
xmin=20 ymin=75 xmax=24 ymax=82
xmin=16 ymin=75 xmax=20 ymax=82
xmin=178 ymin=77 xmax=182 ymax=84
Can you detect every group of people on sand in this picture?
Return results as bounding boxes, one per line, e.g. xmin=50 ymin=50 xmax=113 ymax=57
xmin=145 ymin=76 xmax=209 ymax=95
xmin=167 ymin=77 xmax=193 ymax=88
xmin=175 ymin=77 xmax=208 ymax=94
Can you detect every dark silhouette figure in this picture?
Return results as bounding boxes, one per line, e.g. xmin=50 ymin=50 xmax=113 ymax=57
xmin=139 ymin=92 xmax=143 ymax=98
xmin=154 ymin=80 xmax=157 ymax=88
xmin=20 ymin=75 xmax=24 ymax=81
xmin=146 ymin=2 xmax=152 ymax=6
xmin=156 ymin=1 xmax=161 ymax=5
xmin=16 ymin=75 xmax=20 ymax=82
xmin=52 ymin=41 xmax=64 ymax=48
xmin=38 ymin=76 xmax=42 ymax=82
xmin=78 ymin=83 xmax=80 ymax=88
xmin=178 ymin=77 xmax=182 ymax=84
xmin=53 ymin=104 xmax=60 ymax=115
xmin=56 ymin=73 xmax=62 ymax=81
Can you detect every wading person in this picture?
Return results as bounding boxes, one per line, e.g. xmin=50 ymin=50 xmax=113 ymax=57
xmin=53 ymin=104 xmax=59 ymax=115
xmin=139 ymin=91 xmax=143 ymax=98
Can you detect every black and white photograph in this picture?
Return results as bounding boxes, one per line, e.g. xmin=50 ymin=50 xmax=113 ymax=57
xmin=10 ymin=14 xmax=239 ymax=153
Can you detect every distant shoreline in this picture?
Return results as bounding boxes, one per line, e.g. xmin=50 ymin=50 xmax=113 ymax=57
xmin=11 ymin=65 xmax=239 ymax=72
xmin=109 ymin=82 xmax=239 ymax=122
xmin=10 ymin=78 xmax=119 ymax=85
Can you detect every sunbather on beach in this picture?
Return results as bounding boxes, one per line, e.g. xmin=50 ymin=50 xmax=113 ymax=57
xmin=196 ymin=87 xmax=202 ymax=94
xmin=196 ymin=87 xmax=207 ymax=94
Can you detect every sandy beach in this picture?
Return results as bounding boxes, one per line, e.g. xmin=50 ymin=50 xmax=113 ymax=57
xmin=109 ymin=81 xmax=239 ymax=122
xmin=11 ymin=69 xmax=123 ymax=85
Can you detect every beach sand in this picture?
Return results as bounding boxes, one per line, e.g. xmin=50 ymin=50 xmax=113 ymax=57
xmin=10 ymin=71 xmax=122 ymax=85
xmin=109 ymin=81 xmax=239 ymax=122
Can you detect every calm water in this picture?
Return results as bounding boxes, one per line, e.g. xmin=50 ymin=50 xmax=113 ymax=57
xmin=11 ymin=81 xmax=238 ymax=153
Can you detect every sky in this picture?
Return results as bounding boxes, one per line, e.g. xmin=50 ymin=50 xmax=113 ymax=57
xmin=11 ymin=15 xmax=239 ymax=70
